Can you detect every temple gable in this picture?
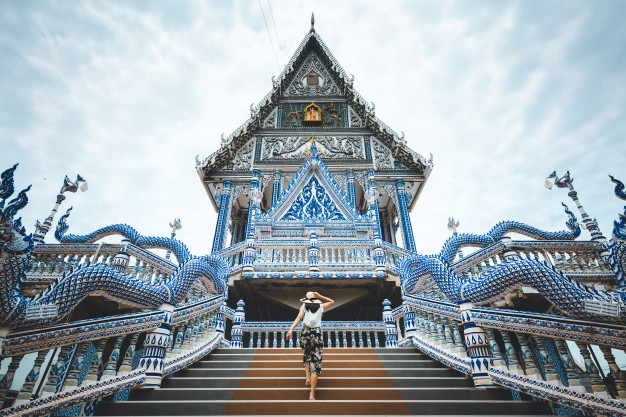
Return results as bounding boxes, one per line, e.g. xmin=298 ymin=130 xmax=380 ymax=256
xmin=281 ymin=176 xmax=344 ymax=221
xmin=283 ymin=51 xmax=342 ymax=97
xmin=261 ymin=142 xmax=364 ymax=225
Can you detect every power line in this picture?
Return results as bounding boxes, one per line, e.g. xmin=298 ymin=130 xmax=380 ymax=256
xmin=267 ymin=0 xmax=283 ymax=61
xmin=257 ymin=0 xmax=281 ymax=71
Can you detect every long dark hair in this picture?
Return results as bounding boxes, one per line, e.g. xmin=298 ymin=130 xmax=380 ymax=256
xmin=305 ymin=303 xmax=320 ymax=313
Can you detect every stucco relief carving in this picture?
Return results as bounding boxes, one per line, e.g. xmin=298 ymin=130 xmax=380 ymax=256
xmin=284 ymin=54 xmax=341 ymax=96
xmin=333 ymin=174 xmax=346 ymax=192
xmin=232 ymin=139 xmax=255 ymax=171
xmin=263 ymin=107 xmax=278 ymax=128
xmin=348 ymin=106 xmax=363 ymax=127
xmin=371 ymin=137 xmax=394 ymax=170
xmin=260 ymin=137 xmax=365 ymax=160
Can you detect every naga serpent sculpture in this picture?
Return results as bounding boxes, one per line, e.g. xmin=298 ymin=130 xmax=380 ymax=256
xmin=0 ymin=164 xmax=229 ymax=330
xmin=398 ymin=190 xmax=626 ymax=324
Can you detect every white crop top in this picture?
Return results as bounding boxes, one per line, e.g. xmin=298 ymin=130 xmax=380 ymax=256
xmin=302 ymin=305 xmax=324 ymax=328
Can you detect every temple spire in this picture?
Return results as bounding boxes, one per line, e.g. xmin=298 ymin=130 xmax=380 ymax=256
xmin=310 ymin=13 xmax=315 ymax=32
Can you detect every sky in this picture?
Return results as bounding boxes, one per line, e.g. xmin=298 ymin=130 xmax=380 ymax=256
xmin=1 ymin=0 xmax=625 ymax=258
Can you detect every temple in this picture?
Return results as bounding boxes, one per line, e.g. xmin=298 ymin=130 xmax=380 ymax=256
xmin=195 ymin=21 xmax=432 ymax=324
xmin=0 ymin=18 xmax=625 ymax=417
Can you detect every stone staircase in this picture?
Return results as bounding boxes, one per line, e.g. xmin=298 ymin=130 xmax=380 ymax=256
xmin=95 ymin=347 xmax=552 ymax=416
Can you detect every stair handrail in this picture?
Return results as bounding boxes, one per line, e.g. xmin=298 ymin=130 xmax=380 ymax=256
xmin=0 ymin=294 xmax=225 ymax=416
xmin=401 ymin=294 xmax=626 ymax=415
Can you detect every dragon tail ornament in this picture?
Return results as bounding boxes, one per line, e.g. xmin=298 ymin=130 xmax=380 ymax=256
xmin=0 ymin=165 xmax=229 ymax=331
xmin=399 ymin=198 xmax=626 ymax=324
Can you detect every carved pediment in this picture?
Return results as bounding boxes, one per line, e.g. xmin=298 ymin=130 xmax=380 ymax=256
xmin=283 ymin=52 xmax=342 ymax=97
xmin=260 ymin=137 xmax=365 ymax=161
xmin=282 ymin=176 xmax=345 ymax=221
xmin=260 ymin=145 xmax=365 ymax=225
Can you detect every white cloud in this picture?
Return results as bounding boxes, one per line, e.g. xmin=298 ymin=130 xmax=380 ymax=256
xmin=1 ymin=0 xmax=624 ymax=259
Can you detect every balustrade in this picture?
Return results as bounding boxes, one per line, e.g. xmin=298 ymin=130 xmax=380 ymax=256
xmin=402 ymin=294 xmax=626 ymax=415
xmin=0 ymin=295 xmax=224 ymax=415
xmin=241 ymin=322 xmax=385 ymax=348
xmin=451 ymin=241 xmax=612 ymax=284
xmin=25 ymin=244 xmax=176 ymax=287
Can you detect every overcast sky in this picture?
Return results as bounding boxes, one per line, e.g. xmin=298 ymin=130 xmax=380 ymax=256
xmin=2 ymin=0 xmax=625 ymax=258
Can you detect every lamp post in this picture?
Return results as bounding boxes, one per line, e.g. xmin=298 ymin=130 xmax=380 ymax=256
xmin=165 ymin=218 xmax=182 ymax=260
xmin=545 ymin=171 xmax=605 ymax=242
xmin=33 ymin=175 xmax=88 ymax=244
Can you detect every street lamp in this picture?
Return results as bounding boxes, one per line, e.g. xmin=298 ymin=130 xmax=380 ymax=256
xmin=33 ymin=175 xmax=88 ymax=244
xmin=545 ymin=171 xmax=605 ymax=242
xmin=165 ymin=218 xmax=182 ymax=260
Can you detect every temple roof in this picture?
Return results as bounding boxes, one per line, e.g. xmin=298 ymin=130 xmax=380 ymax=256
xmin=195 ymin=25 xmax=433 ymax=177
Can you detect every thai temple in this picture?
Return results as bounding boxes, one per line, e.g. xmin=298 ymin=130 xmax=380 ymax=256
xmin=0 ymin=16 xmax=625 ymax=417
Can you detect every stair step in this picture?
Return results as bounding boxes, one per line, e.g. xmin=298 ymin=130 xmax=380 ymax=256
xmin=193 ymin=360 xmax=444 ymax=369
xmin=129 ymin=387 xmax=516 ymax=401
xmin=95 ymin=346 xmax=551 ymax=416
xmin=175 ymin=367 xmax=466 ymax=378
xmin=95 ymin=399 xmax=550 ymax=416
xmin=163 ymin=376 xmax=474 ymax=388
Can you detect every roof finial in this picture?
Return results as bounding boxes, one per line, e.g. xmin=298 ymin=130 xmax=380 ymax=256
xmin=310 ymin=13 xmax=315 ymax=32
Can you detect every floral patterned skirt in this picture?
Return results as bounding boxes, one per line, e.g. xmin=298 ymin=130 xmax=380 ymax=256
xmin=300 ymin=325 xmax=323 ymax=376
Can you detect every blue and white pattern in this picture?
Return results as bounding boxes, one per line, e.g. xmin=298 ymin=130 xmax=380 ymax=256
xmin=398 ymin=205 xmax=626 ymax=323
xmin=0 ymin=165 xmax=230 ymax=331
xmin=282 ymin=176 xmax=344 ymax=221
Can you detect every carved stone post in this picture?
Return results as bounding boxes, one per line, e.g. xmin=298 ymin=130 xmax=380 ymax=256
xmin=459 ymin=301 xmax=494 ymax=388
xmin=308 ymin=231 xmax=319 ymax=272
xmin=102 ymin=336 xmax=125 ymax=378
xmin=403 ymin=300 xmax=416 ymax=339
xmin=215 ymin=297 xmax=227 ymax=337
xmin=111 ymin=240 xmax=131 ymax=271
xmin=212 ymin=180 xmax=232 ymax=253
xmin=245 ymin=170 xmax=261 ymax=237
xmin=231 ymin=299 xmax=245 ymax=348
xmin=396 ymin=179 xmax=416 ymax=253
xmin=271 ymin=170 xmax=281 ymax=207
xmin=139 ymin=304 xmax=175 ymax=388
xmin=0 ymin=354 xmax=23 ymax=407
xmin=382 ymin=299 xmax=397 ymax=348
xmin=366 ymin=171 xmax=383 ymax=240
xmin=576 ymin=342 xmax=608 ymax=397
xmin=555 ymin=339 xmax=584 ymax=391
xmin=599 ymin=346 xmax=626 ymax=399
xmin=346 ymin=169 xmax=356 ymax=209
xmin=242 ymin=230 xmax=256 ymax=272
xmin=14 ymin=350 xmax=47 ymax=404
xmin=373 ymin=231 xmax=386 ymax=272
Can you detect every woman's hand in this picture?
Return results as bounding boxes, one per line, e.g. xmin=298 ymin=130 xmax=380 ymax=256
xmin=286 ymin=330 xmax=292 ymax=340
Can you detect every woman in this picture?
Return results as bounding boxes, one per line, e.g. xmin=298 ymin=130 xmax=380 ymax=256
xmin=286 ymin=291 xmax=334 ymax=400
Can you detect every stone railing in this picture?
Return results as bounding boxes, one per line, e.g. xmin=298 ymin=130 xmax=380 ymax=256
xmin=453 ymin=240 xmax=612 ymax=283
xmin=0 ymin=295 xmax=225 ymax=416
xmin=400 ymin=294 xmax=626 ymax=416
xmin=218 ymin=239 xmax=413 ymax=273
xmin=381 ymin=242 xmax=413 ymax=270
xmin=24 ymin=243 xmax=210 ymax=301
xmin=240 ymin=321 xmax=386 ymax=349
xmin=415 ymin=240 xmax=615 ymax=299
xmin=228 ymin=297 xmax=398 ymax=350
